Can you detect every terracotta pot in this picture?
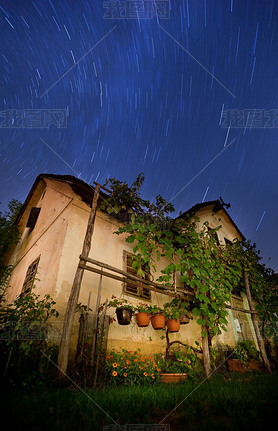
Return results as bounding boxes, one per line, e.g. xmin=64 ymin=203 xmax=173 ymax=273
xmin=166 ymin=319 xmax=180 ymax=333
xmin=116 ymin=308 xmax=133 ymax=325
xmin=136 ymin=312 xmax=150 ymax=327
xmin=227 ymin=359 xmax=246 ymax=372
xmin=160 ymin=373 xmax=188 ymax=384
xmin=180 ymin=314 xmax=190 ymax=324
xmin=247 ymin=360 xmax=260 ymax=371
xmin=151 ymin=314 xmax=165 ymax=330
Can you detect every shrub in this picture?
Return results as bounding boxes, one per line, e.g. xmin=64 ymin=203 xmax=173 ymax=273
xmin=234 ymin=340 xmax=261 ymax=362
xmin=155 ymin=348 xmax=204 ymax=379
xmin=0 ymin=292 xmax=59 ymax=388
xmin=105 ymin=349 xmax=161 ymax=385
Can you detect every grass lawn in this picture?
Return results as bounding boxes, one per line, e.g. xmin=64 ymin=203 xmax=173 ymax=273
xmin=1 ymin=372 xmax=277 ymax=431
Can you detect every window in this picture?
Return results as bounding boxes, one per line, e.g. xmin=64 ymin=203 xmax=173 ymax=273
xmin=123 ymin=252 xmax=151 ymax=300
xmin=224 ymin=237 xmax=233 ymax=246
xmin=26 ymin=207 xmax=41 ymax=231
xmin=21 ymin=257 xmax=40 ymax=295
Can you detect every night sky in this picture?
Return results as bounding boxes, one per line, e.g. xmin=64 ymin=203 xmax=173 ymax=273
xmin=0 ymin=1 xmax=277 ymax=271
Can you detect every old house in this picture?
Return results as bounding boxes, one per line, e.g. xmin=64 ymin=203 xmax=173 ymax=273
xmin=4 ymin=173 xmax=258 ymax=361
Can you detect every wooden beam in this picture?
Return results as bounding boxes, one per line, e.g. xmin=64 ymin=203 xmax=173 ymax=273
xmin=58 ymin=183 xmax=101 ymax=376
xmin=78 ymin=263 xmax=192 ymax=300
xmin=225 ymin=303 xmax=257 ymax=314
xmin=79 ymin=256 xmax=257 ymax=315
xmin=79 ymin=255 xmax=194 ymax=297
xmin=244 ymin=270 xmax=272 ymax=373
xmin=93 ymin=180 xmax=111 ymax=194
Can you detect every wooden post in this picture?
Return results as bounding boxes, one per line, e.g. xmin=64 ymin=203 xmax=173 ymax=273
xmin=200 ymin=286 xmax=211 ymax=377
xmin=202 ymin=323 xmax=211 ymax=377
xmin=94 ymin=298 xmax=108 ymax=385
xmin=58 ymin=183 xmax=102 ymax=376
xmin=244 ymin=270 xmax=272 ymax=373
xmin=89 ymin=273 xmax=103 ymax=367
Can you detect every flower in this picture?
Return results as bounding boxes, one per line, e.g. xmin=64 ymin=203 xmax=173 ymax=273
xmin=151 ymin=374 xmax=155 ymax=379
xmin=123 ymin=373 xmax=127 ymax=377
xmin=112 ymin=362 xmax=118 ymax=368
xmin=143 ymin=372 xmax=148 ymax=377
xmin=157 ymin=368 xmax=161 ymax=372
xmin=112 ymin=371 xmax=117 ymax=377
xmin=134 ymin=359 xmax=138 ymax=362
xmin=139 ymin=365 xmax=143 ymax=370
xmin=126 ymin=360 xmax=130 ymax=365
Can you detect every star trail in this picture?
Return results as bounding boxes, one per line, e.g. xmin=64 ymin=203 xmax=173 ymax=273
xmin=0 ymin=0 xmax=277 ymax=270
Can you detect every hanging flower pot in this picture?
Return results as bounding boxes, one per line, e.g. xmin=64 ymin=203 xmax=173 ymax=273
xmin=151 ymin=314 xmax=165 ymax=330
xmin=180 ymin=314 xmax=190 ymax=324
xmin=116 ymin=307 xmax=133 ymax=325
xmin=136 ymin=312 xmax=150 ymax=327
xmin=166 ymin=319 xmax=180 ymax=333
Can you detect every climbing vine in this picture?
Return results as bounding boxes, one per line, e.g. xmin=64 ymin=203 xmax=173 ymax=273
xmin=100 ymin=173 xmax=277 ymax=374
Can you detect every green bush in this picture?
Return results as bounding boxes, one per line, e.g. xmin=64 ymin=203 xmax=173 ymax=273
xmin=234 ymin=340 xmax=261 ymax=362
xmin=155 ymin=348 xmax=204 ymax=379
xmin=0 ymin=291 xmax=59 ymax=388
xmin=105 ymin=348 xmax=162 ymax=385
xmin=104 ymin=347 xmax=204 ymax=386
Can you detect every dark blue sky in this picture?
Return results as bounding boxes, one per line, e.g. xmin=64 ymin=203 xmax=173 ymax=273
xmin=0 ymin=1 xmax=277 ymax=270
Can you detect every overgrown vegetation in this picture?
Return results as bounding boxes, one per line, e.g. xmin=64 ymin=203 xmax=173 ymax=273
xmin=0 ymin=291 xmax=59 ymax=388
xmin=104 ymin=348 xmax=204 ymax=386
xmin=99 ymin=174 xmax=278 ymax=374
xmin=0 ymin=199 xmax=22 ymax=300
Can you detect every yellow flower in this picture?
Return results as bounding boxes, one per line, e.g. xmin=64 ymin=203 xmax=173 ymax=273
xmin=112 ymin=371 xmax=117 ymax=377
xmin=123 ymin=373 xmax=127 ymax=377
xmin=112 ymin=362 xmax=118 ymax=368
xmin=143 ymin=372 xmax=148 ymax=377
xmin=139 ymin=365 xmax=143 ymax=370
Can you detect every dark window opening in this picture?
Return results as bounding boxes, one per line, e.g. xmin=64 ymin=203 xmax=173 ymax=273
xmin=123 ymin=252 xmax=151 ymax=300
xmin=21 ymin=257 xmax=40 ymax=295
xmin=26 ymin=207 xmax=41 ymax=231
xmin=224 ymin=237 xmax=233 ymax=246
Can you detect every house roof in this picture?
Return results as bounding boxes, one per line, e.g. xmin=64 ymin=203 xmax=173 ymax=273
xmin=16 ymin=174 xmax=245 ymax=240
xmin=16 ymin=173 xmax=96 ymax=223
xmin=179 ymin=199 xmax=245 ymax=240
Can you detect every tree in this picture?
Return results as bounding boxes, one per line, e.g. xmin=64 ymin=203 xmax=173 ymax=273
xmin=0 ymin=199 xmax=22 ymax=300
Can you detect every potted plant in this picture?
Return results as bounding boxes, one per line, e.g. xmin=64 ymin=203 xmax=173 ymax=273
xmin=157 ymin=355 xmax=189 ymax=383
xmin=134 ymin=302 xmax=151 ymax=327
xmin=107 ymin=297 xmax=134 ymax=325
xmin=149 ymin=305 xmax=165 ymax=330
xmin=163 ymin=300 xmax=182 ymax=333
xmin=226 ymin=340 xmax=261 ymax=372
xmin=179 ymin=300 xmax=191 ymax=324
